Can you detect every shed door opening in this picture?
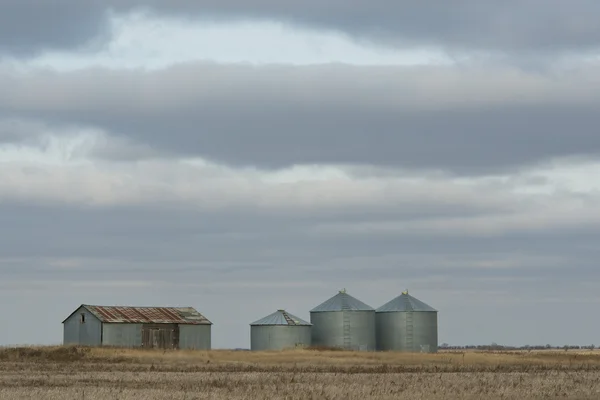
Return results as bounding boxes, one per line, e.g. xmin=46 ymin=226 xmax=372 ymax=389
xmin=142 ymin=324 xmax=179 ymax=349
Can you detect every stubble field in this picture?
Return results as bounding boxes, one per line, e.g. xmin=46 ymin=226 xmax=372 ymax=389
xmin=1 ymin=346 xmax=600 ymax=399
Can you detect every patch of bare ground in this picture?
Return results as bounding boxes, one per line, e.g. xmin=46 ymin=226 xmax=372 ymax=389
xmin=1 ymin=346 xmax=600 ymax=399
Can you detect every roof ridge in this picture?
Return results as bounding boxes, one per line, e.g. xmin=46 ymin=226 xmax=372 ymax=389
xmin=375 ymin=293 xmax=437 ymax=313
xmin=310 ymin=291 xmax=374 ymax=312
xmin=84 ymin=304 xmax=194 ymax=309
xmin=250 ymin=309 xmax=311 ymax=326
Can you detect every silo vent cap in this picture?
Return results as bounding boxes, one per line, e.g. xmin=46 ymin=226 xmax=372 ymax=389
xmin=339 ymin=288 xmax=347 ymax=294
xmin=402 ymin=289 xmax=408 ymax=295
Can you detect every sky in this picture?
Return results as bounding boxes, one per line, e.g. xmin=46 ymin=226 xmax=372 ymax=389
xmin=1 ymin=1 xmax=600 ymax=349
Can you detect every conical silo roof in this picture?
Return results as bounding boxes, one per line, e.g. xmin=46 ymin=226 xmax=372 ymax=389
xmin=250 ymin=309 xmax=312 ymax=326
xmin=310 ymin=289 xmax=374 ymax=312
xmin=376 ymin=291 xmax=437 ymax=312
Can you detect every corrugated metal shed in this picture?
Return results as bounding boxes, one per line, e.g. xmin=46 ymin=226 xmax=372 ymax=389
xmin=376 ymin=292 xmax=437 ymax=313
xmin=310 ymin=289 xmax=374 ymax=312
xmin=62 ymin=305 xmax=212 ymax=325
xmin=251 ymin=310 xmax=311 ymax=326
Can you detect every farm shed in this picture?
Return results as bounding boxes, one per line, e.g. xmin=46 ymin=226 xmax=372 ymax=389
xmin=62 ymin=304 xmax=212 ymax=349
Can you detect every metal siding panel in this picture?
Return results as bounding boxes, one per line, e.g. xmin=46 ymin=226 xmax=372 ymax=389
xmin=376 ymin=312 xmax=404 ymax=351
xmin=63 ymin=307 xmax=102 ymax=346
xmin=102 ymin=324 xmax=143 ymax=348
xmin=348 ymin=310 xmax=377 ymax=351
xmin=179 ymin=325 xmax=211 ymax=350
xmin=63 ymin=312 xmax=80 ymax=345
xmin=376 ymin=311 xmax=438 ymax=352
xmin=310 ymin=310 xmax=343 ymax=348
xmin=412 ymin=312 xmax=438 ymax=353
xmin=80 ymin=309 xmax=102 ymax=346
xmin=250 ymin=325 xmax=311 ymax=351
xmin=310 ymin=311 xmax=376 ymax=351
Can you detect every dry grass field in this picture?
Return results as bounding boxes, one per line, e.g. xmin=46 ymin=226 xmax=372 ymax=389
xmin=1 ymin=346 xmax=600 ymax=399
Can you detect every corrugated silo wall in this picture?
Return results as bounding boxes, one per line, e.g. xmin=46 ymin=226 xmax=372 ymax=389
xmin=310 ymin=311 xmax=376 ymax=351
xmin=375 ymin=311 xmax=438 ymax=352
xmin=179 ymin=325 xmax=212 ymax=350
xmin=250 ymin=325 xmax=311 ymax=351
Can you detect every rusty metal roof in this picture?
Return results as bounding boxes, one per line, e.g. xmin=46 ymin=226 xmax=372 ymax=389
xmin=62 ymin=305 xmax=212 ymax=325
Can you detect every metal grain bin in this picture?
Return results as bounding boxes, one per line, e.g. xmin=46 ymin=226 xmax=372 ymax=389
xmin=250 ymin=310 xmax=312 ymax=351
xmin=376 ymin=290 xmax=438 ymax=353
xmin=309 ymin=289 xmax=376 ymax=351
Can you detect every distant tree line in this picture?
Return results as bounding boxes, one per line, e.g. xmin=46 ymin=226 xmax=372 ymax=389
xmin=439 ymin=343 xmax=596 ymax=351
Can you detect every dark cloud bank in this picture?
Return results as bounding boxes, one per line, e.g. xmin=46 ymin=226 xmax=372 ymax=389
xmin=1 ymin=63 xmax=600 ymax=174
xmin=2 ymin=0 xmax=600 ymax=56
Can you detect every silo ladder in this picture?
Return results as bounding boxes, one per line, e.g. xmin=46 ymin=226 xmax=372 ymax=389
xmin=405 ymin=311 xmax=414 ymax=351
xmin=343 ymin=312 xmax=352 ymax=350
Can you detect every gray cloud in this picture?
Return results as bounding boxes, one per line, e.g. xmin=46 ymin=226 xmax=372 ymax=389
xmin=132 ymin=0 xmax=600 ymax=54
xmin=0 ymin=118 xmax=162 ymax=164
xmin=2 ymin=64 xmax=600 ymax=174
xmin=0 ymin=1 xmax=108 ymax=56
xmin=0 ymin=118 xmax=41 ymax=143
xmin=2 ymin=1 xmax=600 ymax=56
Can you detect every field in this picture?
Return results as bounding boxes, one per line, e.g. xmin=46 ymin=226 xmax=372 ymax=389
xmin=1 ymin=347 xmax=600 ymax=399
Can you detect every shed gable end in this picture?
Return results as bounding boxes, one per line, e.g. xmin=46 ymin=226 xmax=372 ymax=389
xmin=62 ymin=305 xmax=102 ymax=325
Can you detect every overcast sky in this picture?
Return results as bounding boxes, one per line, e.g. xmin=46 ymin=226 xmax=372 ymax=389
xmin=1 ymin=2 xmax=600 ymax=349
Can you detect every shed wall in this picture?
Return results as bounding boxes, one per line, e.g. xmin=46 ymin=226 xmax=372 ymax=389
xmin=179 ymin=325 xmax=211 ymax=350
xmin=376 ymin=311 xmax=438 ymax=352
xmin=102 ymin=323 xmax=143 ymax=348
xmin=63 ymin=316 xmax=79 ymax=345
xmin=310 ymin=311 xmax=375 ymax=351
xmin=250 ymin=325 xmax=311 ymax=351
xmin=63 ymin=306 xmax=102 ymax=346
